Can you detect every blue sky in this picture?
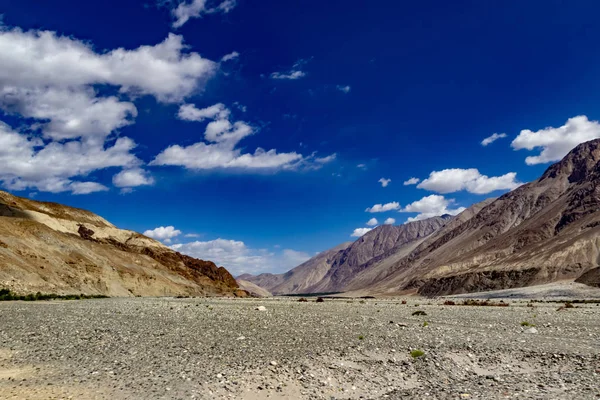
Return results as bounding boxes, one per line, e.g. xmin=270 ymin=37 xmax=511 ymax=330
xmin=1 ymin=0 xmax=600 ymax=275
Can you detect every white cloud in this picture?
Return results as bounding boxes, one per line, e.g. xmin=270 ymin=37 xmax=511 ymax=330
xmin=366 ymin=218 xmax=378 ymax=226
xmin=400 ymin=195 xmax=465 ymax=222
xmin=356 ymin=164 xmax=367 ymax=170
xmin=170 ymin=0 xmax=237 ymax=28
xmin=351 ymin=227 xmax=373 ymax=237
xmin=315 ymin=153 xmax=337 ymax=164
xmin=511 ymin=115 xmax=600 ymax=165
xmin=481 ymin=133 xmax=507 ymax=146
xmin=403 ymin=177 xmax=420 ymax=185
xmin=112 ymin=168 xmax=155 ymax=188
xmin=365 ymin=202 xmax=400 ymax=213
xmin=0 ymin=27 xmax=221 ymax=194
xmin=170 ymin=238 xmax=310 ymax=275
xmin=384 ymin=217 xmax=395 ymax=225
xmin=0 ymin=87 xmax=137 ymax=142
xmin=0 ymin=29 xmax=216 ymax=103
xmin=378 ymin=178 xmax=391 ymax=187
xmin=144 ymin=226 xmax=182 ymax=243
xmin=221 ymin=51 xmax=239 ymax=62
xmin=69 ymin=181 xmax=110 ymax=195
xmin=417 ymin=168 xmax=521 ymax=194
xmin=0 ymin=121 xmax=140 ymax=193
xmin=336 ymin=85 xmax=351 ymax=93
xmin=184 ymin=233 xmax=201 ymax=238
xmin=270 ymin=60 xmax=308 ymax=80
xmin=153 ymin=103 xmax=331 ymax=171
xmin=178 ymin=103 xmax=230 ymax=122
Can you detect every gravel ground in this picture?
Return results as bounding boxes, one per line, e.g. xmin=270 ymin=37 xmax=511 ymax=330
xmin=0 ymin=297 xmax=599 ymax=399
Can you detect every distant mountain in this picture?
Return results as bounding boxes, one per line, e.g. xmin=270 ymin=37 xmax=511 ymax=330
xmin=243 ymin=139 xmax=600 ymax=297
xmin=242 ymin=216 xmax=455 ymax=295
xmin=365 ymin=138 xmax=600 ymax=295
xmin=236 ymin=279 xmax=272 ymax=297
xmin=0 ymin=190 xmax=244 ymax=297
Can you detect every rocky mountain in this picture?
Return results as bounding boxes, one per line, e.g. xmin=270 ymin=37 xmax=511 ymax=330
xmin=0 ymin=190 xmax=244 ymax=297
xmin=359 ymin=139 xmax=600 ymax=295
xmin=243 ymin=139 xmax=600 ymax=297
xmin=237 ymin=242 xmax=352 ymax=295
xmin=242 ymin=216 xmax=454 ymax=294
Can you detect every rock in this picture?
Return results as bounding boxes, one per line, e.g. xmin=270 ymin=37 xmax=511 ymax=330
xmin=256 ymin=306 xmax=267 ymax=311
xmin=270 ymin=361 xmax=278 ymax=366
xmin=525 ymin=327 xmax=538 ymax=334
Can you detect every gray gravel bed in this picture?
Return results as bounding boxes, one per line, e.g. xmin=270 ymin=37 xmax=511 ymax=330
xmin=0 ymin=298 xmax=599 ymax=399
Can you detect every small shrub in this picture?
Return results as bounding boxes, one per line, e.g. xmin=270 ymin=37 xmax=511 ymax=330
xmin=401 ymin=300 xmax=407 ymax=305
xmin=423 ymin=321 xmax=429 ymax=327
xmin=520 ymin=321 xmax=535 ymax=327
xmin=412 ymin=310 xmax=427 ymax=316
xmin=410 ymin=349 xmax=425 ymax=358
xmin=443 ymin=300 xmax=456 ymax=306
xmin=316 ymin=297 xmax=324 ymax=303
xmin=298 ymin=298 xmax=308 ymax=302
xmin=358 ymin=335 xmax=364 ymax=340
xmin=564 ymin=302 xmax=575 ymax=309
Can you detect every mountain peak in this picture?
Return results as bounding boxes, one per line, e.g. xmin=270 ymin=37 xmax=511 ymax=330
xmin=540 ymin=138 xmax=600 ymax=183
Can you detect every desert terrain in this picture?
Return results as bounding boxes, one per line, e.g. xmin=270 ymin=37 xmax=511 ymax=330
xmin=1 ymin=289 xmax=599 ymax=400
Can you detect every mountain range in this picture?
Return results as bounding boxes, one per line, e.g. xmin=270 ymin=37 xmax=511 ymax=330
xmin=240 ymin=139 xmax=600 ymax=296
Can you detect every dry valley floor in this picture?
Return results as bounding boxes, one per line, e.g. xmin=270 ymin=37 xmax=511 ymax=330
xmin=1 ymin=297 xmax=599 ymax=399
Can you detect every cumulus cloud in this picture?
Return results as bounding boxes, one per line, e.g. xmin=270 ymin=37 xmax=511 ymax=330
xmin=417 ymin=168 xmax=521 ymax=194
xmin=170 ymin=238 xmax=310 ymax=275
xmin=112 ymin=168 xmax=155 ymax=188
xmin=384 ymin=217 xmax=395 ymax=225
xmin=170 ymin=0 xmax=237 ymax=28
xmin=0 ymin=122 xmax=140 ymax=193
xmin=351 ymin=227 xmax=373 ymax=237
xmin=366 ymin=218 xmax=378 ymax=226
xmin=270 ymin=59 xmax=309 ymax=80
xmin=365 ymin=202 xmax=400 ymax=213
xmin=152 ymin=103 xmax=332 ymax=171
xmin=400 ymin=195 xmax=465 ymax=222
xmin=144 ymin=226 xmax=182 ymax=243
xmin=0 ymin=29 xmax=216 ymax=103
xmin=481 ymin=133 xmax=507 ymax=146
xmin=403 ymin=177 xmax=420 ymax=185
xmin=178 ymin=103 xmax=230 ymax=122
xmin=511 ymin=115 xmax=600 ymax=165
xmin=336 ymin=85 xmax=351 ymax=93
xmin=0 ymin=27 xmax=220 ymax=194
xmin=378 ymin=178 xmax=391 ymax=187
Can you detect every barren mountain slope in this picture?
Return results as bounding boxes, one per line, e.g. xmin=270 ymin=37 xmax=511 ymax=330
xmin=305 ymin=216 xmax=453 ymax=293
xmin=239 ymin=242 xmax=352 ymax=294
xmin=236 ymin=279 xmax=272 ymax=297
xmin=0 ymin=191 xmax=243 ymax=297
xmin=366 ymin=139 xmax=600 ymax=295
xmin=342 ymin=199 xmax=496 ymax=293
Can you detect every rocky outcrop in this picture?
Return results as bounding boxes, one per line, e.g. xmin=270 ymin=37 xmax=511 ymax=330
xmin=0 ymin=190 xmax=241 ymax=297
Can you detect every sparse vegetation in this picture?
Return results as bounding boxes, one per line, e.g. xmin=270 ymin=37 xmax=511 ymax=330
xmin=423 ymin=321 xmax=429 ymax=327
xmin=358 ymin=335 xmax=364 ymax=340
xmin=0 ymin=289 xmax=108 ymax=301
xmin=410 ymin=349 xmax=425 ymax=358
xmin=521 ymin=321 xmax=535 ymax=327
xmin=412 ymin=310 xmax=427 ymax=316
xmin=298 ymin=298 xmax=308 ymax=302
xmin=459 ymin=299 xmax=509 ymax=307
xmin=443 ymin=300 xmax=456 ymax=306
